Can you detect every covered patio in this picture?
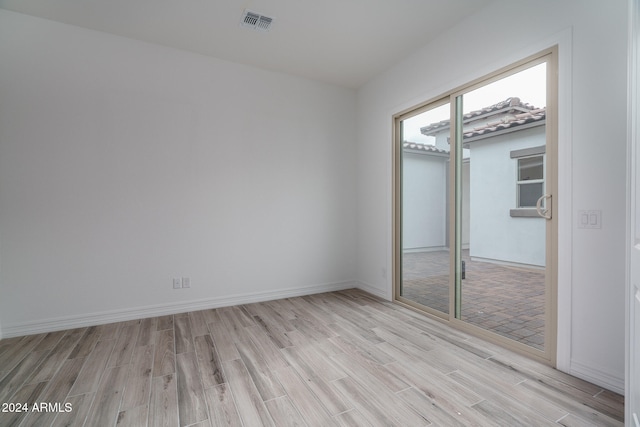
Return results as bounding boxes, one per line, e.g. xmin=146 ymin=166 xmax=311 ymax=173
xmin=401 ymin=250 xmax=545 ymax=350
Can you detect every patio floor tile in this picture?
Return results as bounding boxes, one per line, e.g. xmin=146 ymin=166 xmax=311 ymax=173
xmin=401 ymin=250 xmax=545 ymax=350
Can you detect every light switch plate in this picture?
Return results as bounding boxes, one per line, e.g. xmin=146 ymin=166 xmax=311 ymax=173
xmin=182 ymin=277 xmax=191 ymax=288
xmin=577 ymin=210 xmax=601 ymax=229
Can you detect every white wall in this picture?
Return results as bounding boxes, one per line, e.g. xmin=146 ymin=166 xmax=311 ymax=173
xmin=402 ymin=152 xmax=448 ymax=250
xmin=0 ymin=10 xmax=357 ymax=335
xmin=469 ymin=128 xmax=546 ymax=267
xmin=356 ymin=0 xmax=627 ymax=392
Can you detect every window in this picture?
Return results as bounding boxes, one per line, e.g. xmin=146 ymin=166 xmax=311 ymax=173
xmin=517 ymin=155 xmax=544 ymax=207
xmin=510 ymin=145 xmax=545 ymax=216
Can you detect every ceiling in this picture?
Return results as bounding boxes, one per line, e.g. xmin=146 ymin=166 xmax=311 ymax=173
xmin=0 ymin=0 xmax=494 ymax=89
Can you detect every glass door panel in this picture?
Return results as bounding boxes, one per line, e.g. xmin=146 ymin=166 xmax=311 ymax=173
xmin=394 ymin=50 xmax=556 ymax=362
xmin=399 ymin=102 xmax=451 ymax=315
xmin=458 ymin=63 xmax=548 ymax=350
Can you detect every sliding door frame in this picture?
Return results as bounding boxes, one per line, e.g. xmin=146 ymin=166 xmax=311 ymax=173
xmin=393 ymin=47 xmax=558 ymax=365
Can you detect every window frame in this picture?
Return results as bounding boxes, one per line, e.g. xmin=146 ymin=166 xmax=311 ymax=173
xmin=510 ymin=145 xmax=546 ymax=217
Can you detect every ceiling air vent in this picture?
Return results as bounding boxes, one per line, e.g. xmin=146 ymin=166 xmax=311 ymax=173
xmin=241 ymin=10 xmax=274 ymax=31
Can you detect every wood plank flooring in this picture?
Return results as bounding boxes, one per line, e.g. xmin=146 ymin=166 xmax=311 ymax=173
xmin=0 ymin=289 xmax=625 ymax=426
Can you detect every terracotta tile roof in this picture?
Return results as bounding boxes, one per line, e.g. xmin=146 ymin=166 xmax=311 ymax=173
xmin=463 ymin=107 xmax=545 ymax=139
xmin=402 ymin=142 xmax=449 ymax=154
xmin=420 ymin=97 xmax=545 ymax=138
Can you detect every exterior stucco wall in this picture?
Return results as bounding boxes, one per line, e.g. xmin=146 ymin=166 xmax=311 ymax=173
xmin=402 ymin=152 xmax=448 ymax=250
xmin=468 ymin=126 xmax=546 ymax=266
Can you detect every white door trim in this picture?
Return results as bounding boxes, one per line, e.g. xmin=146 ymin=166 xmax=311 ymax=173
xmin=627 ymin=0 xmax=640 ymax=424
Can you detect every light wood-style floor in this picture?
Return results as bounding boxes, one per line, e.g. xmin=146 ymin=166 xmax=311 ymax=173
xmin=0 ymin=289 xmax=624 ymax=426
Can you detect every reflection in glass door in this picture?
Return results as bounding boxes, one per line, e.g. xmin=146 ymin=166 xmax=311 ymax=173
xmin=459 ymin=62 xmax=548 ymax=351
xmin=395 ymin=50 xmax=556 ymax=361
xmin=399 ymin=102 xmax=451 ymax=316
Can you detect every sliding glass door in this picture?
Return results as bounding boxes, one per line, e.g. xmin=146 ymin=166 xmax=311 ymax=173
xmin=395 ymin=49 xmax=557 ymax=363
xmin=398 ymin=101 xmax=452 ymax=317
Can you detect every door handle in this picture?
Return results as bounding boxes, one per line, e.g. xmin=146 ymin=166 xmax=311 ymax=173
xmin=536 ymin=194 xmax=552 ymax=219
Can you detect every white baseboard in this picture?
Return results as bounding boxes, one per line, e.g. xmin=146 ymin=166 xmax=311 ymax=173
xmin=402 ymin=246 xmax=448 ymax=254
xmin=569 ymin=359 xmax=625 ymax=395
xmin=469 ymin=256 xmax=545 ymax=270
xmin=355 ymin=280 xmax=391 ymax=301
xmin=0 ymin=281 xmax=357 ymax=339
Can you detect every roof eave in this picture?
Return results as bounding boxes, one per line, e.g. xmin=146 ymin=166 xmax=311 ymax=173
xmin=462 ymin=119 xmax=546 ymax=145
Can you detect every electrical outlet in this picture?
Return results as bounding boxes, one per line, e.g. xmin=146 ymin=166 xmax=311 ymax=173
xmin=173 ymin=278 xmax=182 ymax=289
xmin=182 ymin=277 xmax=191 ymax=288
